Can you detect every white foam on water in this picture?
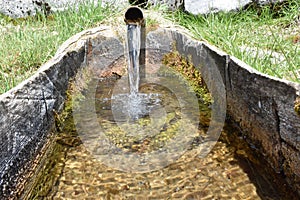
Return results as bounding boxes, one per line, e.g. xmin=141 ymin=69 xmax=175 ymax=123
xmin=111 ymin=92 xmax=161 ymax=122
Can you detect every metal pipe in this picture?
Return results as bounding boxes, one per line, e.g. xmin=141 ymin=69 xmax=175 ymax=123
xmin=124 ymin=6 xmax=144 ymax=26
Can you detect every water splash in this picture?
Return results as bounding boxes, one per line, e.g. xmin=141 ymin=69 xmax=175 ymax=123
xmin=112 ymin=92 xmax=161 ymax=122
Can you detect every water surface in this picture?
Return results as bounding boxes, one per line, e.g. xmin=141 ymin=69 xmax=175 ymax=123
xmin=26 ymin=75 xmax=296 ymax=200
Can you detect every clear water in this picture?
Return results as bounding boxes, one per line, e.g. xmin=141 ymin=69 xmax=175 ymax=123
xmin=84 ymin=73 xmax=201 ymax=173
xmin=25 ymin=76 xmax=297 ymax=200
xmin=127 ymin=24 xmax=141 ymax=96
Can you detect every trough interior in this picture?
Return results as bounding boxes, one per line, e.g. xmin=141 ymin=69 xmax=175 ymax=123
xmin=0 ymin=26 xmax=299 ymax=199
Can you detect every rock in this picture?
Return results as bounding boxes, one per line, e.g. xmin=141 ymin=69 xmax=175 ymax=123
xmin=0 ymin=0 xmax=128 ymax=18
xmin=0 ymin=0 xmax=50 ymax=18
xmin=147 ymin=0 xmax=184 ymax=10
xmin=185 ymin=0 xmax=252 ymax=15
xmin=185 ymin=0 xmax=289 ymax=15
xmin=147 ymin=0 xmax=287 ymax=15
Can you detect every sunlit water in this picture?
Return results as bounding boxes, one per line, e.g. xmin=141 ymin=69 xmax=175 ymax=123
xmin=25 ymin=76 xmax=296 ymax=199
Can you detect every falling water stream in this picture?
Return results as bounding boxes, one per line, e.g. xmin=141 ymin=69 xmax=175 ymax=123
xmin=127 ymin=23 xmax=141 ymax=95
xmin=111 ymin=20 xmax=162 ymax=121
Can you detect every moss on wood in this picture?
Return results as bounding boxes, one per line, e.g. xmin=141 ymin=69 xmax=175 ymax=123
xmin=162 ymin=51 xmax=212 ymax=105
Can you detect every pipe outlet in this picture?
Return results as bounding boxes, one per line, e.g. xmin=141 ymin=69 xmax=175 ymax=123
xmin=124 ymin=6 xmax=144 ymax=25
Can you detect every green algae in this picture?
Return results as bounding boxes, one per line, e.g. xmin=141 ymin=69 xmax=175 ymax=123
xmin=162 ymin=51 xmax=212 ymax=106
xmin=161 ymin=51 xmax=212 ymax=127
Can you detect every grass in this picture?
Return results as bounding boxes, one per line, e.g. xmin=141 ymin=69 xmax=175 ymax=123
xmin=167 ymin=0 xmax=300 ymax=82
xmin=0 ymin=1 xmax=119 ymax=94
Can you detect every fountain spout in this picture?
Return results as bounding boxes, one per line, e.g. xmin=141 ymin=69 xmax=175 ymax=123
xmin=124 ymin=7 xmax=144 ymax=95
xmin=124 ymin=6 xmax=144 ymax=25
